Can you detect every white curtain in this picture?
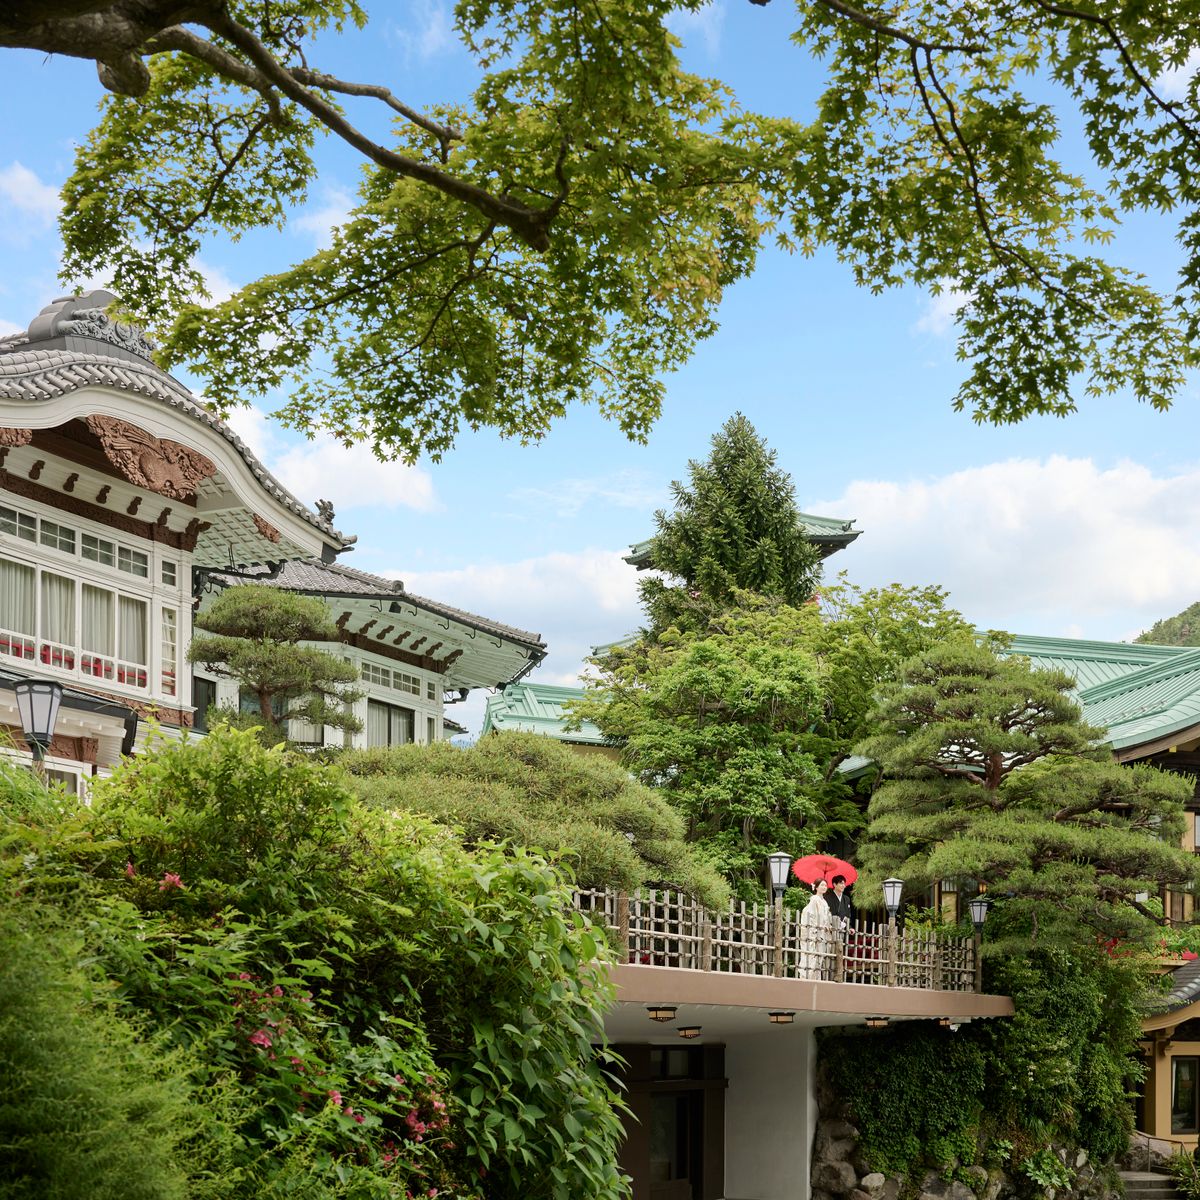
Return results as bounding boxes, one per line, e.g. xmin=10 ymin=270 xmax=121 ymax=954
xmin=0 ymin=558 xmax=35 ymax=634
xmin=118 ymin=596 xmax=148 ymax=664
xmin=367 ymin=700 xmax=389 ymax=746
xmin=81 ymin=585 xmax=114 ymax=655
xmin=40 ymin=571 xmax=75 ymax=645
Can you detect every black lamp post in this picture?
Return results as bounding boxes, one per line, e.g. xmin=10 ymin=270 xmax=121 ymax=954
xmin=882 ymin=878 xmax=903 ymax=987
xmin=766 ymin=852 xmax=791 ymax=977
xmin=968 ymin=894 xmax=989 ymax=992
xmin=14 ymin=679 xmax=64 ymax=773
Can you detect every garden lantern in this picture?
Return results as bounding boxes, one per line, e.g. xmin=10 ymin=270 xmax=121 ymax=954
xmin=767 ymin=852 xmax=791 ymax=899
xmin=882 ymin=877 xmax=904 ymax=919
xmin=14 ymin=678 xmax=63 ymax=767
xmin=968 ymin=895 xmax=989 ymax=932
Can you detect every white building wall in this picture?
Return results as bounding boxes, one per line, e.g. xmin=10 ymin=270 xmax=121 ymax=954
xmin=723 ymin=1029 xmax=817 ymax=1200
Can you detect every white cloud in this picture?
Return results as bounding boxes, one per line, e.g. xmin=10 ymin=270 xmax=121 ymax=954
xmin=294 ymin=187 xmax=355 ymax=250
xmin=1157 ymin=47 xmax=1200 ymax=102
xmin=508 ymin=469 xmax=665 ymax=519
xmin=222 ymin=404 xmax=438 ymax=515
xmin=401 ymin=548 xmax=644 ymax=734
xmin=0 ymin=162 xmax=59 ymax=226
xmin=809 ymin=456 xmax=1200 ymax=640
xmin=388 ymin=0 xmax=455 ymax=61
xmin=913 ymin=282 xmax=973 ymax=337
xmin=665 ymin=1 xmax=726 ymax=57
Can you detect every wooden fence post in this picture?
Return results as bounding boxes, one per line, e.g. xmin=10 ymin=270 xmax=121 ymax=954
xmin=973 ymin=931 xmax=982 ymax=993
xmin=699 ymin=907 xmax=712 ymax=972
xmin=617 ymin=891 xmax=630 ymax=963
xmin=931 ymin=931 xmax=943 ymax=991
xmin=772 ymin=895 xmax=784 ymax=977
xmin=833 ymin=927 xmax=845 ymax=983
xmin=886 ymin=917 xmax=898 ymax=987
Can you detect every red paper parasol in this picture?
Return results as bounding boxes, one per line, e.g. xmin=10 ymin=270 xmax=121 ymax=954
xmin=790 ymin=854 xmax=858 ymax=887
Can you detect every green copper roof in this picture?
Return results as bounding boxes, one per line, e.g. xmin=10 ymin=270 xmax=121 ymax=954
xmin=481 ymin=682 xmax=608 ymax=745
xmin=623 ymin=511 xmax=860 ymax=569
xmin=1004 ymin=633 xmax=1200 ymax=753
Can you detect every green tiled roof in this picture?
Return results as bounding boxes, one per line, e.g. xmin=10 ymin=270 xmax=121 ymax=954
xmin=623 ymin=511 xmax=860 ymax=569
xmin=1004 ymin=633 xmax=1200 ymax=753
xmin=481 ymin=682 xmax=608 ymax=745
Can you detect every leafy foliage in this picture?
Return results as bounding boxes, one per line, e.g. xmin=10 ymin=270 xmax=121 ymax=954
xmin=0 ymin=728 xmax=627 ymax=1200
xmin=819 ymin=1023 xmax=987 ymax=1179
xmin=637 ymin=414 xmax=821 ymax=634
xmin=1136 ymin=600 xmax=1200 ymax=647
xmin=9 ymin=1 xmax=1196 ymax=456
xmin=341 ymin=730 xmax=730 ymax=908
xmin=819 ymin=944 xmax=1149 ymax=1182
xmin=855 ymin=638 xmax=1199 ymax=944
xmin=188 ymin=584 xmax=362 ymax=740
xmin=577 ymin=594 xmax=824 ymax=895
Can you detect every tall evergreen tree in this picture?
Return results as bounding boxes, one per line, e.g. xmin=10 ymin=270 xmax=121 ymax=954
xmin=640 ymin=414 xmax=821 ymax=634
xmin=1136 ymin=600 xmax=1200 ymax=647
xmin=856 ymin=638 xmax=1198 ymax=946
xmin=189 ymin=584 xmax=362 ymax=742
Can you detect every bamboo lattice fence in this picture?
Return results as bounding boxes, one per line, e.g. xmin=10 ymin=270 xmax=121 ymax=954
xmin=571 ymin=888 xmax=977 ymax=992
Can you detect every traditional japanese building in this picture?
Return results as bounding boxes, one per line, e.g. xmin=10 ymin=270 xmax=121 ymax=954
xmin=0 ymin=291 xmax=543 ymax=781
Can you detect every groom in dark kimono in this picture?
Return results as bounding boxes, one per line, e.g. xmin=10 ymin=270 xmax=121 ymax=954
xmin=827 ymin=875 xmax=854 ymax=929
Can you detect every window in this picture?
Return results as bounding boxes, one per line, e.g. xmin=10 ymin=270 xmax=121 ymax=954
xmin=192 ymin=676 xmax=218 ymax=732
xmin=362 ymin=662 xmax=390 ymax=687
xmin=81 ymin=584 xmax=116 ymax=681
xmin=161 ymin=607 xmax=177 ymax=697
xmin=118 ymin=546 xmax=149 ymax=578
xmin=0 ymin=558 xmax=35 ymax=661
xmin=367 ymin=700 xmax=414 ymax=747
xmin=40 ymin=571 xmax=76 ymax=669
xmin=39 ymin=519 xmax=76 ymax=554
xmin=82 ymin=534 xmax=116 ymax=566
xmin=0 ymin=505 xmax=36 ymax=542
xmin=161 ymin=560 xmax=177 ymax=587
xmin=45 ymin=769 xmax=79 ymax=796
xmin=1175 ymin=1057 xmax=1200 ymax=1134
xmin=426 ymin=716 xmax=437 ymax=743
xmin=394 ymin=671 xmax=421 ymax=696
xmin=118 ymin=596 xmax=148 ymax=687
xmin=426 ymin=681 xmax=437 ymax=701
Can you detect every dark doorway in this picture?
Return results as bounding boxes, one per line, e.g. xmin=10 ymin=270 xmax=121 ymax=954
xmin=611 ymin=1044 xmax=726 ymax=1200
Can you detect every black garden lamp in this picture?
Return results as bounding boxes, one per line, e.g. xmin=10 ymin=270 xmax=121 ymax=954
xmin=882 ymin=877 xmax=904 ymax=922
xmin=968 ymin=894 xmax=989 ymax=992
xmin=767 ymin=852 xmax=791 ymax=899
xmin=14 ymin=678 xmax=63 ymax=768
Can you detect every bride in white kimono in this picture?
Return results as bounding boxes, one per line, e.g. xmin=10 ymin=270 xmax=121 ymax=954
xmin=798 ymin=880 xmax=835 ymax=979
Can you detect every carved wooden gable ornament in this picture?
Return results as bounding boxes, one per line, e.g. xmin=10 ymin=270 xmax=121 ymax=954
xmin=85 ymin=414 xmax=217 ymax=501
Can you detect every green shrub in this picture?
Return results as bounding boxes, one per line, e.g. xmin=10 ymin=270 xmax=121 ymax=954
xmin=342 ymin=730 xmax=731 ymax=908
xmin=1 ymin=727 xmax=628 ymax=1200
xmin=0 ymin=902 xmax=232 ymax=1200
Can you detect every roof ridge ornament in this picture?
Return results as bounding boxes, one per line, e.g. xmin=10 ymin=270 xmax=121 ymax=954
xmin=22 ymin=290 xmax=157 ymax=362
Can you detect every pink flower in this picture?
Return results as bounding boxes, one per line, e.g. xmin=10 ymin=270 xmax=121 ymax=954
xmin=272 ymin=985 xmax=284 ymax=997
xmin=353 ymin=1112 xmax=365 ymax=1124
xmin=124 ymin=861 xmax=136 ymax=879
xmin=327 ymin=1089 xmax=342 ymax=1107
xmin=158 ymin=872 xmax=183 ymax=891
xmin=248 ymin=1029 xmax=272 ymax=1049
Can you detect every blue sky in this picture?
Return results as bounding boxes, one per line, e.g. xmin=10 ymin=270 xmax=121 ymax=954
xmin=3 ymin=3 xmax=1200 ymax=732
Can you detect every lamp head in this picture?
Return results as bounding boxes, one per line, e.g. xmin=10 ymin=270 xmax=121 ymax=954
xmin=882 ymin=877 xmax=904 ymax=918
xmin=766 ymin=851 xmax=791 ymax=896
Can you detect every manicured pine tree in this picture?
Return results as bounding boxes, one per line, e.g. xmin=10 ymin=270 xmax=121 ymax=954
xmin=188 ymin=583 xmax=363 ymax=742
xmin=640 ymin=413 xmax=821 ymax=634
xmin=856 ymin=637 xmax=1199 ymax=946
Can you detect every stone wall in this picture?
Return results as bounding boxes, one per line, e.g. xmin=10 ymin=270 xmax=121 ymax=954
xmin=810 ymin=1064 xmax=1119 ymax=1200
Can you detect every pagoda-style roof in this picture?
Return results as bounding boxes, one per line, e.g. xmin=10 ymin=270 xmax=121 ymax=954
xmin=623 ymin=511 xmax=860 ymax=570
xmin=205 ymin=559 xmax=546 ymax=692
xmin=1006 ymin=633 xmax=1200 ymax=759
xmin=0 ymin=292 xmax=351 ymax=565
xmin=481 ymin=682 xmax=607 ymax=744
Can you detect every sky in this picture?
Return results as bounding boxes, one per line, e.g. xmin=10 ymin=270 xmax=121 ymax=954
xmin=3 ymin=4 xmax=1200 ymax=733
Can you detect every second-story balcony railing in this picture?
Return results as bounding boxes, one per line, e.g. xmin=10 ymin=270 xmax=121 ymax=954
xmin=572 ymin=888 xmax=979 ymax=992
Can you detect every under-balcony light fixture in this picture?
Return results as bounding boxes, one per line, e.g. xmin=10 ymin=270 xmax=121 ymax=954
xmin=14 ymin=678 xmax=63 ymax=765
xmin=937 ymin=1017 xmax=953 ymax=1028
xmin=864 ymin=1016 xmax=890 ymax=1029
xmin=677 ymin=1026 xmax=702 ymax=1039
xmin=767 ymin=851 xmax=792 ymax=899
xmin=768 ymin=1011 xmax=795 ymax=1025
xmin=882 ymin=877 xmax=904 ymax=918
xmin=646 ymin=1005 xmax=677 ymax=1023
